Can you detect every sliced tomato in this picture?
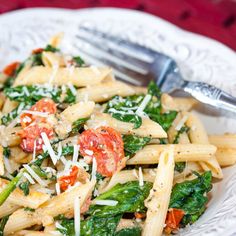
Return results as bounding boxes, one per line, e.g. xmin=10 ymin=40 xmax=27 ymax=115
xmin=32 ymin=48 xmax=44 ymax=54
xmin=165 ymin=208 xmax=185 ymax=234
xmin=134 ymin=212 xmax=146 ymax=219
xmin=19 ymin=124 xmax=54 ymax=153
xmin=78 ymin=126 xmax=125 ymax=177
xmin=58 ymin=166 xmax=79 ymax=191
xmin=3 ymin=62 xmax=20 ymax=76
xmin=20 ymin=98 xmax=57 ymax=128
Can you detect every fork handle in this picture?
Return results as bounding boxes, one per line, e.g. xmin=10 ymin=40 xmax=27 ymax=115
xmin=183 ymin=81 xmax=236 ymax=114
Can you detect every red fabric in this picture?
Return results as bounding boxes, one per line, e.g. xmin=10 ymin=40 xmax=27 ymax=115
xmin=0 ymin=0 xmax=235 ymax=50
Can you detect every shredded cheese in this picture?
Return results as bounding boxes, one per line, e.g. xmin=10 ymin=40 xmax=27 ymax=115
xmin=68 ymin=83 xmax=77 ymax=96
xmin=4 ymin=157 xmax=13 ymax=174
xmin=23 ymin=164 xmax=47 ymax=187
xmin=32 ymin=140 xmax=37 ymax=161
xmin=72 ymin=145 xmax=79 ymax=163
xmin=22 ymin=110 xmax=49 ymax=117
xmin=74 ymin=196 xmax=80 ymax=236
xmin=138 ymin=167 xmax=144 ymax=187
xmin=55 ymin=182 xmax=61 ymax=195
xmin=41 ymin=132 xmax=58 ymax=165
xmin=135 ymin=94 xmax=152 ymax=116
xmin=175 ymin=115 xmax=188 ymax=131
xmin=91 ymin=158 xmax=97 ymax=182
xmin=23 ymin=172 xmax=35 ymax=184
xmin=93 ymin=200 xmax=118 ymax=206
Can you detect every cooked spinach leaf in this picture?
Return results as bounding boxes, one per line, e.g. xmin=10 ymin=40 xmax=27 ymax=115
xmin=169 ymin=171 xmax=212 ymax=226
xmin=88 ymin=181 xmax=152 ymax=217
xmin=4 ymin=85 xmax=76 ymax=105
xmin=0 ymin=215 xmax=9 ymax=236
xmin=173 ymin=126 xmax=190 ymax=144
xmin=122 ymin=135 xmax=150 ymax=156
xmin=24 ymin=207 xmax=35 ymax=212
xmin=71 ymin=118 xmax=89 ymax=134
xmin=73 ymin=56 xmax=85 ymax=67
xmin=19 ymin=181 xmax=30 ymax=196
xmin=105 ymin=82 xmax=177 ymax=131
xmin=57 ymin=215 xmax=121 ymax=236
xmin=174 ymin=162 xmax=186 ymax=173
xmin=115 ymin=227 xmax=142 ymax=236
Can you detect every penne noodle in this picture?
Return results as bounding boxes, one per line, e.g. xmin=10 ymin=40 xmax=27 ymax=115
xmin=0 ymin=201 xmax=20 ymax=218
xmin=143 ymin=149 xmax=175 ymax=236
xmin=161 ymin=93 xmax=178 ymax=112
xmin=127 ymin=144 xmax=216 ymax=165
xmin=76 ymin=81 xmax=138 ymax=103
xmin=209 ymin=134 xmax=236 ymax=149
xmin=49 ymin=33 xmax=63 ymax=48
xmin=41 ymin=51 xmax=65 ymax=67
xmin=184 ymin=112 xmax=223 ymax=179
xmin=4 ymin=181 xmax=95 ymax=235
xmin=14 ymin=66 xmax=112 ymax=87
xmin=0 ymin=145 xmax=4 ymax=175
xmin=0 ymin=179 xmax=50 ymax=209
xmin=0 ymin=92 xmax=6 ymax=110
xmin=215 ymin=148 xmax=236 ymax=167
xmin=0 ymin=126 xmax=21 ymax=147
xmin=167 ymin=112 xmax=183 ymax=143
xmin=174 ymin=97 xmax=197 ymax=111
xmin=86 ymin=112 xmax=167 ymax=138
xmin=2 ymin=99 xmax=18 ymax=113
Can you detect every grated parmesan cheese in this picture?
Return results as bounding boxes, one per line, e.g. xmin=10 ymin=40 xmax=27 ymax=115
xmin=93 ymin=200 xmax=118 ymax=206
xmin=23 ymin=164 xmax=47 ymax=187
xmin=175 ymin=115 xmax=188 ymax=131
xmin=72 ymin=145 xmax=80 ymax=163
xmin=135 ymin=94 xmax=152 ymax=116
xmin=32 ymin=140 xmax=37 ymax=161
xmin=138 ymin=167 xmax=144 ymax=187
xmin=91 ymin=158 xmax=97 ymax=182
xmin=22 ymin=110 xmax=49 ymax=117
xmin=74 ymin=196 xmax=80 ymax=236
xmin=41 ymin=132 xmax=58 ymax=165
xmin=23 ymin=172 xmax=35 ymax=184
xmin=4 ymin=157 xmax=13 ymax=174
xmin=67 ymin=83 xmax=77 ymax=96
xmin=84 ymin=149 xmax=93 ymax=156
xmin=55 ymin=182 xmax=61 ymax=195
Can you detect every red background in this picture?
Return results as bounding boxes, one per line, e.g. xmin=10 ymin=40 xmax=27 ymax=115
xmin=0 ymin=0 xmax=235 ymax=50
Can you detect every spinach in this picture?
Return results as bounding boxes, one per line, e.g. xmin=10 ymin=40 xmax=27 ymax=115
xmin=147 ymin=81 xmax=161 ymax=98
xmin=4 ymin=85 xmax=76 ymax=105
xmin=169 ymin=171 xmax=212 ymax=226
xmin=0 ymin=215 xmax=9 ymax=236
xmin=88 ymin=181 xmax=152 ymax=217
xmin=3 ymin=147 xmax=10 ymax=159
xmin=112 ymin=113 xmax=142 ymax=129
xmin=105 ymin=82 xmax=177 ymax=131
xmin=173 ymin=126 xmax=190 ymax=144
xmin=19 ymin=181 xmax=30 ymax=196
xmin=61 ymin=145 xmax=74 ymax=156
xmin=44 ymin=45 xmax=59 ymax=53
xmin=24 ymin=207 xmax=35 ymax=212
xmin=122 ymin=135 xmax=151 ymax=156
xmin=57 ymin=215 xmax=121 ymax=236
xmin=73 ymin=56 xmax=85 ymax=67
xmin=71 ymin=118 xmax=89 ymax=134
xmin=175 ymin=162 xmax=186 ymax=173
xmin=115 ymin=227 xmax=142 ymax=236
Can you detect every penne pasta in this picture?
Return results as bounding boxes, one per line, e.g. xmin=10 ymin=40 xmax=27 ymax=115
xmin=185 ymin=112 xmax=223 ymax=178
xmin=0 ymin=145 xmax=4 ymax=175
xmin=215 ymin=148 xmax=236 ymax=167
xmin=209 ymin=134 xmax=236 ymax=149
xmin=41 ymin=51 xmax=65 ymax=67
xmin=76 ymin=81 xmax=138 ymax=103
xmin=127 ymin=144 xmax=216 ymax=165
xmin=0 ymin=201 xmax=20 ymax=218
xmin=143 ymin=149 xmax=175 ymax=236
xmin=14 ymin=66 xmax=112 ymax=87
xmin=4 ymin=181 xmax=95 ymax=235
xmin=86 ymin=112 xmax=167 ymax=138
xmin=0 ymin=179 xmax=50 ymax=209
xmin=174 ymin=97 xmax=197 ymax=111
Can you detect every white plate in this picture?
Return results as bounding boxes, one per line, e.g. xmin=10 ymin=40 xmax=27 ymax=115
xmin=0 ymin=7 xmax=236 ymax=236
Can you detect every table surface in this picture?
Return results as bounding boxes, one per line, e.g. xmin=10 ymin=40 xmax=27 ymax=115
xmin=0 ymin=0 xmax=235 ymax=51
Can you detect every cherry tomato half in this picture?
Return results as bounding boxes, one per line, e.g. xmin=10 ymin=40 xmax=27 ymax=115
xmin=20 ymin=98 xmax=57 ymax=128
xmin=78 ymin=126 xmax=125 ymax=177
xmin=19 ymin=124 xmax=54 ymax=153
xmin=58 ymin=166 xmax=79 ymax=191
xmin=3 ymin=62 xmax=20 ymax=76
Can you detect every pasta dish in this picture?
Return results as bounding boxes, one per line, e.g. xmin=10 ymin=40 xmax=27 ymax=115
xmin=0 ymin=34 xmax=235 ymax=236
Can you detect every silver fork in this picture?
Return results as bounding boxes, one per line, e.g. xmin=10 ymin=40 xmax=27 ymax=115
xmin=75 ymin=26 xmax=236 ymax=114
